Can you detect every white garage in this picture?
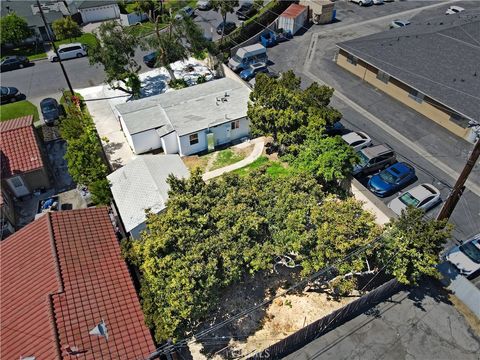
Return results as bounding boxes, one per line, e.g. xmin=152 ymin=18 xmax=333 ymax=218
xmin=76 ymin=1 xmax=120 ymax=23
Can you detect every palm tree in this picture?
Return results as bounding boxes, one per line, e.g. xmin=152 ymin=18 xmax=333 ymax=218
xmin=211 ymin=0 xmax=239 ymax=43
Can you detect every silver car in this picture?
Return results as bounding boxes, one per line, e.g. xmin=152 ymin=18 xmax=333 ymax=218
xmin=341 ymin=131 xmax=372 ymax=151
xmin=446 ymin=234 xmax=480 ymax=278
xmin=388 ymin=183 xmax=441 ymax=215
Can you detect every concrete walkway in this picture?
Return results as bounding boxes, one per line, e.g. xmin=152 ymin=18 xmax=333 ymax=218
xmin=202 ymin=138 xmax=265 ymax=181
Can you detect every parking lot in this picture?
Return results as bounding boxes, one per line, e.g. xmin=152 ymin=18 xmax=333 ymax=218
xmin=260 ymin=0 xmax=480 ymax=286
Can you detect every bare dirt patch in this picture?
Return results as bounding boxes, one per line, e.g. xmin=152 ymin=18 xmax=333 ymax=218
xmin=183 ymin=154 xmax=212 ymax=173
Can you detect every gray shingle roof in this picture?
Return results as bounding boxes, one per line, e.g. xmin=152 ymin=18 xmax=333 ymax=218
xmin=337 ymin=11 xmax=480 ymax=121
xmin=107 ymin=154 xmax=189 ymax=233
xmin=116 ymin=78 xmax=251 ymax=137
xmin=74 ymin=0 xmax=117 ymax=9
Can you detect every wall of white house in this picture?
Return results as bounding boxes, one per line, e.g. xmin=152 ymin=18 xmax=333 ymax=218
xmin=131 ymin=129 xmax=162 ymax=154
xmin=119 ymin=115 xmax=136 ymax=151
xmin=178 ymin=117 xmax=250 ymax=156
xmin=160 ymin=131 xmax=179 ymax=154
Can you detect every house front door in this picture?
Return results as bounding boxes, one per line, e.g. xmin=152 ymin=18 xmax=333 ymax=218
xmin=7 ymin=176 xmax=30 ymax=197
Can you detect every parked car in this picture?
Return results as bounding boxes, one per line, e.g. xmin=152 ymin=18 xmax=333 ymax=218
xmin=353 ymin=144 xmax=396 ymax=176
xmin=216 ymin=21 xmax=237 ymax=35
xmin=228 ymin=43 xmax=267 ymax=71
xmin=373 ymin=0 xmax=384 ymax=4
xmin=143 ymin=52 xmax=157 ymax=67
xmin=236 ymin=3 xmax=256 ymax=20
xmin=0 ymin=56 xmax=30 ymax=72
xmin=390 ymin=20 xmax=410 ymax=28
xmin=388 ymin=183 xmax=441 ymax=215
xmin=446 ymin=5 xmax=464 ymax=15
xmin=240 ymin=62 xmax=268 ymax=81
xmin=350 ymin=0 xmax=373 ymax=6
xmin=367 ymin=162 xmax=416 ymax=197
xmin=47 ymin=43 xmax=87 ymax=62
xmin=40 ymin=98 xmax=62 ymax=126
xmin=0 ymin=86 xmax=22 ymax=104
xmin=197 ymin=0 xmax=211 ymax=10
xmin=445 ymin=234 xmax=480 ymax=278
xmin=341 ymin=131 xmax=372 ymax=151
xmin=175 ymin=6 xmax=195 ymax=20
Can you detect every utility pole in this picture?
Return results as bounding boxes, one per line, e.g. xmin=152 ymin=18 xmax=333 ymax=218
xmin=437 ymin=138 xmax=480 ymax=221
xmin=36 ymin=0 xmax=75 ymax=96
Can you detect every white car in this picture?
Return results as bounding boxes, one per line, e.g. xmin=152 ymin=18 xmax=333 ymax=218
xmin=446 ymin=234 xmax=480 ymax=278
xmin=197 ymin=0 xmax=211 ymax=10
xmin=341 ymin=131 xmax=372 ymax=151
xmin=47 ymin=43 xmax=87 ymax=62
xmin=350 ymin=0 xmax=372 ymax=6
xmin=388 ymin=183 xmax=441 ymax=215
xmin=373 ymin=0 xmax=384 ymax=4
xmin=446 ymin=6 xmax=464 ymax=15
xmin=390 ymin=20 xmax=410 ymax=29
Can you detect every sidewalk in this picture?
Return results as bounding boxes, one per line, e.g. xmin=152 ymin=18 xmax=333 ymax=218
xmin=202 ymin=138 xmax=265 ymax=181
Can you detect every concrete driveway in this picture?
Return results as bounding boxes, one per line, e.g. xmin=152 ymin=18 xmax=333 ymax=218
xmin=285 ymin=281 xmax=480 ymax=360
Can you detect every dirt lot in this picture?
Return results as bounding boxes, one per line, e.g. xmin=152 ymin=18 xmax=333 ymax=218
xmin=188 ymin=267 xmax=357 ymax=359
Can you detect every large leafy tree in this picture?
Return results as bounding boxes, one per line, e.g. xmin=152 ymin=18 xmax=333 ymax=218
xmin=248 ymin=71 xmax=342 ymax=153
xmin=378 ymin=207 xmax=453 ymax=285
xmin=52 ymin=16 xmax=82 ymax=41
xmin=89 ymin=21 xmax=141 ymax=97
xmin=0 ymin=12 xmax=33 ymax=46
xmin=124 ymin=168 xmax=379 ymax=341
xmin=211 ymin=0 xmax=239 ymax=42
xmin=291 ymin=135 xmax=359 ymax=183
xmin=148 ymin=16 xmax=211 ymax=80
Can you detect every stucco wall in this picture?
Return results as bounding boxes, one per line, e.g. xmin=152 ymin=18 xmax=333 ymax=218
xmin=161 ymin=131 xmax=179 ymax=154
xmin=178 ymin=129 xmax=208 ymax=156
xmin=131 ymin=129 xmax=163 ymax=154
xmin=336 ymin=50 xmax=470 ymax=139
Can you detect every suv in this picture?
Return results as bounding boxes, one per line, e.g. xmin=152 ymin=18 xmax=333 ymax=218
xmin=48 ymin=43 xmax=87 ymax=62
xmin=236 ymin=3 xmax=256 ymax=20
xmin=240 ymin=62 xmax=268 ymax=81
xmin=353 ymin=144 xmax=396 ymax=176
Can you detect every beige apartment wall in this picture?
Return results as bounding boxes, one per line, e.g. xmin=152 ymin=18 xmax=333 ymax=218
xmin=336 ymin=51 xmax=470 ymax=139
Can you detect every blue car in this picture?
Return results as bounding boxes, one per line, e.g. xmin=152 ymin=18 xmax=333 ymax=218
xmin=240 ymin=62 xmax=268 ymax=81
xmin=367 ymin=162 xmax=416 ymax=197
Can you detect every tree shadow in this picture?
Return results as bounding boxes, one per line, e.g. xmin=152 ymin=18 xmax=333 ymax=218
xmin=407 ymin=278 xmax=452 ymax=312
xmin=103 ymin=141 xmax=124 ymax=155
xmin=140 ymin=73 xmax=169 ymax=98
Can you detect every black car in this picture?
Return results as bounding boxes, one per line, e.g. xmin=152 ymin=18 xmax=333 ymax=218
xmin=236 ymin=3 xmax=256 ymax=20
xmin=40 ymin=98 xmax=62 ymax=125
xmin=143 ymin=52 xmax=157 ymax=67
xmin=0 ymin=56 xmax=30 ymax=72
xmin=216 ymin=21 xmax=237 ymax=35
xmin=0 ymin=86 xmax=22 ymax=104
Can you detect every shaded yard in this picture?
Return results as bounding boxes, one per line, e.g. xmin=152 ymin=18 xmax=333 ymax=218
xmin=233 ymin=156 xmax=291 ymax=178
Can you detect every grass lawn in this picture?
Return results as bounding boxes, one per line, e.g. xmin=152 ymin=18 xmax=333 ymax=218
xmin=1 ymin=45 xmax=47 ymax=61
xmin=0 ymin=101 xmax=39 ymax=122
xmin=125 ymin=22 xmax=169 ymax=37
xmin=55 ymin=33 xmax=98 ymax=49
xmin=210 ymin=149 xmax=246 ymax=170
xmin=233 ymin=156 xmax=291 ymax=178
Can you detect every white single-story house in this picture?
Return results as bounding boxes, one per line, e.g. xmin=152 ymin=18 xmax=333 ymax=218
xmin=115 ymin=77 xmax=252 ymax=156
xmin=107 ymin=154 xmax=189 ymax=239
xmin=69 ymin=0 xmax=120 ymax=23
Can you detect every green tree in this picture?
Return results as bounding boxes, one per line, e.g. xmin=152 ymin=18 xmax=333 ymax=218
xmin=0 ymin=12 xmax=33 ymax=46
xmin=379 ymin=207 xmax=453 ymax=285
xmin=124 ymin=167 xmax=379 ymax=341
xmin=248 ymin=71 xmax=341 ymax=153
xmin=89 ymin=178 xmax=112 ymax=205
xmin=148 ymin=17 xmax=211 ymax=80
xmin=52 ymin=16 xmax=82 ymax=41
xmin=253 ymin=0 xmax=265 ymax=11
xmin=211 ymin=0 xmax=239 ymax=42
xmin=291 ymin=135 xmax=359 ymax=183
xmin=89 ymin=21 xmax=141 ymax=97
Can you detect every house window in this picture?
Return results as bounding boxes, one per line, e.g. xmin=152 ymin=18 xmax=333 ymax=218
xmin=231 ymin=120 xmax=240 ymax=130
xmin=408 ymin=89 xmax=424 ymax=103
xmin=189 ymin=133 xmax=199 ymax=145
xmin=376 ymin=70 xmax=390 ymax=84
xmin=346 ymin=54 xmax=357 ymax=66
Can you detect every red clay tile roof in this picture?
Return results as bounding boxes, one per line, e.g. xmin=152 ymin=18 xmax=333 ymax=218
xmin=0 ymin=115 xmax=44 ymax=177
xmin=0 ymin=208 xmax=155 ymax=360
xmin=281 ymin=3 xmax=306 ymax=18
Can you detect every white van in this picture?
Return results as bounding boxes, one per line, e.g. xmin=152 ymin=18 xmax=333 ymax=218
xmin=48 ymin=43 xmax=87 ymax=62
xmin=228 ymin=44 xmax=267 ymax=72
